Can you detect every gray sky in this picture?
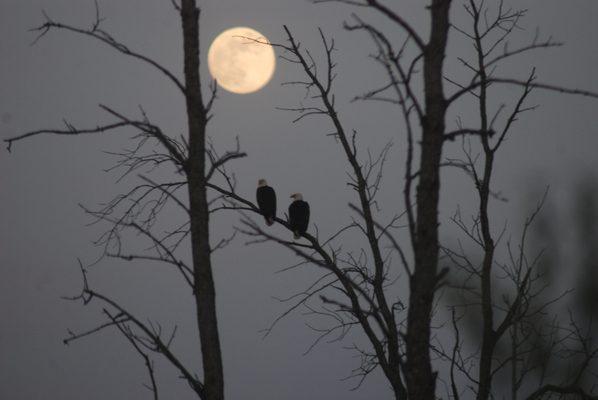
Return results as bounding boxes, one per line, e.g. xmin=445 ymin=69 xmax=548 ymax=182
xmin=1 ymin=1 xmax=597 ymax=399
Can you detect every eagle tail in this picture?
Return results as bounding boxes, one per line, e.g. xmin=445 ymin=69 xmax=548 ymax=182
xmin=266 ymin=217 xmax=274 ymax=226
xmin=293 ymin=231 xmax=301 ymax=240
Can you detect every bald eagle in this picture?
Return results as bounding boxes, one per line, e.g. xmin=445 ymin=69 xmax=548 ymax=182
xmin=289 ymin=193 xmax=310 ymax=239
xmin=256 ymin=179 xmax=277 ymax=226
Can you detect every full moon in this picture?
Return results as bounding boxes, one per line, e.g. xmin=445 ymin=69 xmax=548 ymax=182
xmin=207 ymin=27 xmax=276 ymax=94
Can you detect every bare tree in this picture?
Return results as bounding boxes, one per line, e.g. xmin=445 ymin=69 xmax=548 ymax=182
xmin=5 ymin=1 xmax=236 ymax=399
xmin=440 ymin=2 xmax=598 ymax=399
xmin=203 ymin=1 xmax=598 ymax=399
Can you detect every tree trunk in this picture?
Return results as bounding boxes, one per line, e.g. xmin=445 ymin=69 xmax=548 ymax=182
xmin=405 ymin=1 xmax=451 ymax=399
xmin=180 ymin=1 xmax=225 ymax=399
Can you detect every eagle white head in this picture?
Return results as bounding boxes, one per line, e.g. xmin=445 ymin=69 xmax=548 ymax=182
xmin=258 ymin=178 xmax=268 ymax=187
xmin=290 ymin=193 xmax=303 ymax=201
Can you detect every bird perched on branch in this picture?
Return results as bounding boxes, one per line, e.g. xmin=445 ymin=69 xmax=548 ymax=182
xmin=289 ymin=193 xmax=310 ymax=239
xmin=256 ymin=179 xmax=277 ymax=226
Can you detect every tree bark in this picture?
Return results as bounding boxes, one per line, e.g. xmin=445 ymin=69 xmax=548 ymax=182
xmin=181 ymin=1 xmax=224 ymax=399
xmin=405 ymin=1 xmax=451 ymax=399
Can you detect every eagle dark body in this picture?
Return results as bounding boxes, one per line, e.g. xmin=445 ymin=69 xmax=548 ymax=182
xmin=289 ymin=200 xmax=310 ymax=238
xmin=256 ymin=185 xmax=277 ymax=225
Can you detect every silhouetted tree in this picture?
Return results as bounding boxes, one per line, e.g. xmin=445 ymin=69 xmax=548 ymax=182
xmin=6 ymin=1 xmax=238 ymax=399
xmin=439 ymin=3 xmax=598 ymax=399
xmin=209 ymin=1 xmax=598 ymax=399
